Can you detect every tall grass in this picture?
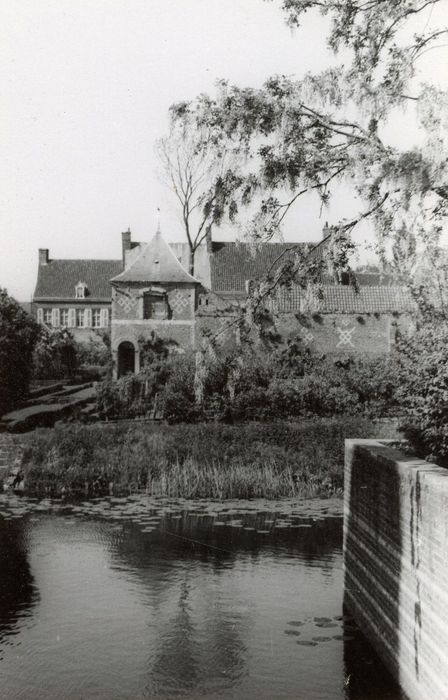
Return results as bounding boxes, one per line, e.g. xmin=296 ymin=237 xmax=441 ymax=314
xmin=21 ymin=418 xmax=400 ymax=499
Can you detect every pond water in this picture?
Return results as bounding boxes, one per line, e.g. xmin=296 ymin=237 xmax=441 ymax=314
xmin=0 ymin=494 xmax=405 ymax=700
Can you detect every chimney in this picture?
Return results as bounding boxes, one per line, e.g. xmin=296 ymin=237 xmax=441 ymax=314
xmin=322 ymin=221 xmax=332 ymax=240
xmin=205 ymin=225 xmax=213 ymax=253
xmin=39 ymin=248 xmax=49 ymax=265
xmin=122 ymin=228 xmax=131 ymax=268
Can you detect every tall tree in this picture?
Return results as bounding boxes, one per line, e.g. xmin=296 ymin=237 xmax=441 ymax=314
xmin=156 ymin=117 xmax=237 ymax=276
xmin=0 ymin=289 xmax=40 ymax=416
xmin=168 ymin=0 xmax=448 ymax=293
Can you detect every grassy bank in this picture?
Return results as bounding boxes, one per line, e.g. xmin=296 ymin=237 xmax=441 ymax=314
xmin=20 ymin=418 xmax=400 ymax=499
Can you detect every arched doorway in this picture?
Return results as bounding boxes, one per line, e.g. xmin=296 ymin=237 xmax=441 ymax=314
xmin=117 ymin=341 xmax=135 ymax=377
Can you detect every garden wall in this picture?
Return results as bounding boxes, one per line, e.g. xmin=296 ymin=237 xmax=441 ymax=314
xmin=344 ymin=439 xmax=448 ymax=700
xmin=196 ymin=310 xmax=415 ymax=355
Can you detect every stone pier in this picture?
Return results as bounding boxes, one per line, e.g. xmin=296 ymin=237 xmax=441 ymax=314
xmin=344 ymin=439 xmax=448 ymax=700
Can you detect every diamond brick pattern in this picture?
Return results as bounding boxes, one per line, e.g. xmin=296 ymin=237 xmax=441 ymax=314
xmin=117 ymin=293 xmax=137 ymax=313
xmin=301 ymin=328 xmax=314 ymax=345
xmin=170 ymin=291 xmax=189 ymax=313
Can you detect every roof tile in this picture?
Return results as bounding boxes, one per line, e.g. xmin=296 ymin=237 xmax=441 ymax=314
xmin=34 ymin=259 xmax=121 ymax=300
xmin=270 ymin=285 xmax=416 ymax=314
xmin=210 ymin=241 xmax=313 ymax=292
xmin=112 ymin=232 xmax=199 ymax=284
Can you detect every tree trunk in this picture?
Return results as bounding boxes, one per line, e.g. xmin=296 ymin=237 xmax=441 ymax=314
xmin=188 ymin=247 xmax=195 ymax=276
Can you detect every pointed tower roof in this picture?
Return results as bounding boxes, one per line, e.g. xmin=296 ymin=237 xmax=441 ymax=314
xmin=111 ymin=229 xmax=199 ymax=284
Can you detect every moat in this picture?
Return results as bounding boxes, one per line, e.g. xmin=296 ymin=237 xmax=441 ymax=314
xmin=0 ymin=495 xmax=404 ymax=699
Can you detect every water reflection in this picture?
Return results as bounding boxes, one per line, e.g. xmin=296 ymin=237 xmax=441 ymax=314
xmin=0 ymin=496 xmax=405 ymax=700
xmin=0 ymin=518 xmax=37 ymax=654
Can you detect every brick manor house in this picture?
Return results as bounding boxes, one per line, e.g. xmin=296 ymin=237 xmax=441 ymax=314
xmin=33 ymin=225 xmax=416 ymax=376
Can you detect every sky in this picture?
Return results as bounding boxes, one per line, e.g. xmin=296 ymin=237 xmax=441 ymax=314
xmin=1 ymin=0 xmax=447 ymax=300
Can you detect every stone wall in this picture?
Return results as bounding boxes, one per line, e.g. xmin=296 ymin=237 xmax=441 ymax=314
xmin=344 ymin=439 xmax=448 ymax=700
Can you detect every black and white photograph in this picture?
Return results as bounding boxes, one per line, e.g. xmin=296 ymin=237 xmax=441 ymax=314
xmin=1 ymin=1 xmax=448 ymax=698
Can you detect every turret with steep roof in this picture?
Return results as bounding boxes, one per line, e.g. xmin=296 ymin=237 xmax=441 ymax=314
xmin=111 ymin=227 xmax=200 ymax=285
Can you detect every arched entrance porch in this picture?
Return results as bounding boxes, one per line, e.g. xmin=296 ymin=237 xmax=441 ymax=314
xmin=117 ymin=341 xmax=136 ymax=377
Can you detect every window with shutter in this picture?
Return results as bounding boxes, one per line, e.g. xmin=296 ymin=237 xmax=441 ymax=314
xmin=143 ymin=293 xmax=167 ymax=319
xmin=100 ymin=308 xmax=109 ymax=327
xmin=68 ymin=309 xmax=76 ymax=327
xmin=52 ymin=308 xmax=60 ymax=327
xmin=76 ymin=309 xmax=84 ymax=327
xmin=37 ymin=308 xmax=44 ymax=324
xmin=92 ymin=309 xmax=101 ymax=328
xmin=44 ymin=309 xmax=53 ymax=326
xmin=84 ymin=308 xmax=92 ymax=327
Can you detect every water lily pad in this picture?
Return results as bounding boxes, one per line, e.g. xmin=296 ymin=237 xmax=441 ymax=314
xmin=296 ymin=640 xmax=317 ymax=647
xmin=288 ymin=621 xmax=304 ymax=627
xmin=284 ymin=630 xmax=301 ymax=636
xmin=312 ymin=636 xmax=332 ymax=642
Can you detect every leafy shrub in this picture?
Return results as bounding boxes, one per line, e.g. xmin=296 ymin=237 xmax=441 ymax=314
xmin=159 ymin=354 xmax=198 ymax=423
xmin=96 ymin=373 xmax=153 ymax=419
xmin=33 ymin=327 xmax=78 ymax=379
xmin=395 ymin=324 xmax=448 ymax=465
xmin=76 ymin=333 xmax=111 ymax=367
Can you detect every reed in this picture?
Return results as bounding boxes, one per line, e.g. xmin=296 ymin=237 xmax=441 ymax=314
xmin=20 ymin=417 xmax=400 ymax=498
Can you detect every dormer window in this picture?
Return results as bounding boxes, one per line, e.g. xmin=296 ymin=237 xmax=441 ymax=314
xmin=75 ymin=281 xmax=87 ymax=299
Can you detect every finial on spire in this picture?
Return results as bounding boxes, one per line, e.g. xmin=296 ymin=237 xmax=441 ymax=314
xmin=156 ymin=207 xmax=161 ymax=235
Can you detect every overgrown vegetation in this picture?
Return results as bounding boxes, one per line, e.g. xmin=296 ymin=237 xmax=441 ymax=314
xmin=96 ymin=336 xmax=398 ymax=423
xmin=0 ymin=289 xmax=40 ymax=416
xmin=395 ymin=323 xmax=448 ymax=467
xmin=21 ymin=418 xmax=399 ymax=498
xmin=32 ymin=328 xmax=111 ymax=381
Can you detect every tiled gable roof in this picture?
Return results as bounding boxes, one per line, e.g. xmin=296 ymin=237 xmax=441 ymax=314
xmin=34 ymin=259 xmax=121 ymax=300
xmin=210 ymin=241 xmax=314 ymax=292
xmin=112 ymin=231 xmax=199 ymax=285
xmin=270 ymin=285 xmax=416 ymax=314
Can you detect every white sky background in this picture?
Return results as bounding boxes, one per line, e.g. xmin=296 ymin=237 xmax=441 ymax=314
xmin=1 ymin=0 xmax=447 ymax=300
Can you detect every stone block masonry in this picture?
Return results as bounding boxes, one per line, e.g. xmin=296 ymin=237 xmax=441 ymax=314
xmin=344 ymin=439 xmax=448 ymax=700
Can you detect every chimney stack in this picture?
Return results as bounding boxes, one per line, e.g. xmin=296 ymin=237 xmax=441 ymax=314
xmin=39 ymin=248 xmax=49 ymax=265
xmin=122 ymin=228 xmax=131 ymax=268
xmin=322 ymin=221 xmax=332 ymax=240
xmin=205 ymin=225 xmax=213 ymax=253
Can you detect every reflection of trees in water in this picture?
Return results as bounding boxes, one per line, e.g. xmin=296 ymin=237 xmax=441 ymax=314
xmin=147 ymin=576 xmax=200 ymax=696
xmin=0 ymin=521 xmax=37 ymax=652
xmin=146 ymin=572 xmax=248 ymax=698
xmin=109 ymin=510 xmax=342 ymax=696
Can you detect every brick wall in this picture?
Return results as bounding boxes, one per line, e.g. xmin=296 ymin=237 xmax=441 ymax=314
xmin=344 ymin=439 xmax=448 ymax=700
xmin=275 ymin=312 xmax=414 ymax=354
xmin=196 ymin=310 xmax=414 ymax=355
xmin=112 ymin=321 xmax=195 ymax=352
xmin=112 ymin=283 xmax=195 ymax=322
